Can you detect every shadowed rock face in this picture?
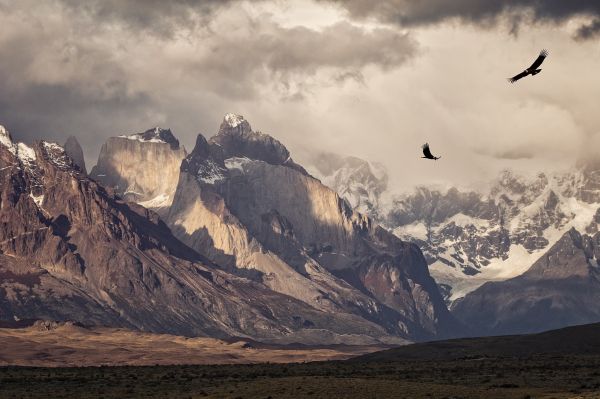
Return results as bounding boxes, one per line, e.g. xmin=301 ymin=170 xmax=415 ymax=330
xmin=90 ymin=127 xmax=187 ymax=213
xmin=0 ymin=127 xmax=415 ymax=345
xmin=167 ymin=114 xmax=460 ymax=341
xmin=63 ymin=136 xmax=87 ymax=174
xmin=452 ymin=228 xmax=600 ymax=336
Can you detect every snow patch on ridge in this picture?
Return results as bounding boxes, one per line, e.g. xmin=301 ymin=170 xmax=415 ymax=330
xmin=139 ymin=193 xmax=172 ymax=209
xmin=224 ymin=157 xmax=253 ymax=172
xmin=16 ymin=143 xmax=36 ymax=169
xmin=42 ymin=142 xmax=71 ymax=170
xmin=118 ymin=135 xmax=165 ymax=144
xmin=196 ymin=159 xmax=227 ymax=184
xmin=0 ymin=127 xmax=39 ymax=171
xmin=29 ymin=193 xmax=44 ymax=208
xmin=393 ymin=222 xmax=428 ymax=241
xmin=0 ymin=125 xmax=16 ymax=155
xmin=224 ymin=113 xmax=244 ymax=128
xmin=118 ymin=127 xmax=170 ymax=144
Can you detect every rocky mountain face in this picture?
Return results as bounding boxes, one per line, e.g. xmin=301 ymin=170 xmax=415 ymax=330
xmin=385 ymin=169 xmax=600 ymax=302
xmin=0 ymin=126 xmax=421 ymax=345
xmin=0 ymin=120 xmax=460 ymax=343
xmin=165 ymin=114 xmax=460 ymax=341
xmin=63 ymin=136 xmax=87 ymax=174
xmin=90 ymin=127 xmax=187 ymax=214
xmin=308 ymin=153 xmax=388 ymax=220
xmin=452 ymin=227 xmax=600 ymax=336
xmin=316 ymin=156 xmax=600 ymax=303
xmin=314 ymin=152 xmax=600 ymax=334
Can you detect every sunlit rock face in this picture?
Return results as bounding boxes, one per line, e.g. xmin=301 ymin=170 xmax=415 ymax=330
xmin=90 ymin=127 xmax=187 ymax=215
xmin=167 ymin=114 xmax=460 ymax=341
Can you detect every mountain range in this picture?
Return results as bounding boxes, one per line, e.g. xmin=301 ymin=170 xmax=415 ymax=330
xmin=310 ymin=150 xmax=600 ymax=335
xmin=0 ymin=116 xmax=459 ymax=344
xmin=3 ymin=113 xmax=600 ymax=341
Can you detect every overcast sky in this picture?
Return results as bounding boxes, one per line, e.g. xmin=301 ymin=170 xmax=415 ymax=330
xmin=1 ymin=0 xmax=600 ymax=192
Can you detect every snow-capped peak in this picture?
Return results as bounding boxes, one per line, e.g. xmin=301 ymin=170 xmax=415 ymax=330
xmin=0 ymin=126 xmax=35 ymax=167
xmin=16 ymin=142 xmax=36 ymax=167
xmin=118 ymin=127 xmax=177 ymax=145
xmin=224 ymin=113 xmax=245 ymax=128
xmin=0 ymin=125 xmax=16 ymax=154
xmin=0 ymin=125 xmax=38 ymax=167
xmin=41 ymin=141 xmax=72 ymax=170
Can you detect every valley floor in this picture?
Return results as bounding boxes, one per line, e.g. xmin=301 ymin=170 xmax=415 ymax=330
xmin=2 ymin=355 xmax=600 ymax=398
xmin=0 ymin=325 xmax=377 ymax=367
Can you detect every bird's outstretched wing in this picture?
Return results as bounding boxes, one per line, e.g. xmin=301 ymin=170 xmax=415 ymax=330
xmin=422 ymin=143 xmax=434 ymax=159
xmin=528 ymin=49 xmax=548 ymax=70
xmin=508 ymin=71 xmax=528 ymax=83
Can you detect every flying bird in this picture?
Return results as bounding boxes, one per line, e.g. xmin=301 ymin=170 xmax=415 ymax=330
xmin=421 ymin=143 xmax=441 ymax=160
xmin=508 ymin=49 xmax=548 ymax=83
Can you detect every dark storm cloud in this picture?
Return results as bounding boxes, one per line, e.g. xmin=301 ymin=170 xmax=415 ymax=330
xmin=575 ymin=19 xmax=600 ymax=40
xmin=58 ymin=0 xmax=235 ymax=38
xmin=0 ymin=82 xmax=153 ymax=145
xmin=0 ymin=0 xmax=417 ymax=165
xmin=183 ymin=20 xmax=415 ymax=97
xmin=323 ymin=0 xmax=600 ymax=39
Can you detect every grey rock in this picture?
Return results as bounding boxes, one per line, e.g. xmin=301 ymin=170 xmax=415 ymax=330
xmin=63 ymin=136 xmax=87 ymax=174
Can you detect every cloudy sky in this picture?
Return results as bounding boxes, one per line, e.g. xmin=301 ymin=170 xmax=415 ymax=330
xmin=1 ymin=0 xmax=600 ymax=192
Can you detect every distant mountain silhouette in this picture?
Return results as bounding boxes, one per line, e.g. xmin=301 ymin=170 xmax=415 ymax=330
xmin=354 ymin=321 xmax=600 ymax=362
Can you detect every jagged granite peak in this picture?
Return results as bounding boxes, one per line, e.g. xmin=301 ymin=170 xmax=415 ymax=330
xmin=63 ymin=136 xmax=87 ymax=174
xmin=361 ymin=166 xmax=600 ymax=303
xmin=181 ymin=134 xmax=227 ymax=185
xmin=211 ymin=113 xmax=308 ymax=175
xmin=90 ymin=127 xmax=187 ymax=212
xmin=167 ymin=124 xmax=461 ymax=341
xmin=1 ymin=137 xmax=408 ymax=345
xmin=452 ymin=227 xmax=600 ymax=336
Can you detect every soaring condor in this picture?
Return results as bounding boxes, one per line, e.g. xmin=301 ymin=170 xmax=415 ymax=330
xmin=421 ymin=143 xmax=441 ymax=160
xmin=508 ymin=49 xmax=548 ymax=83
